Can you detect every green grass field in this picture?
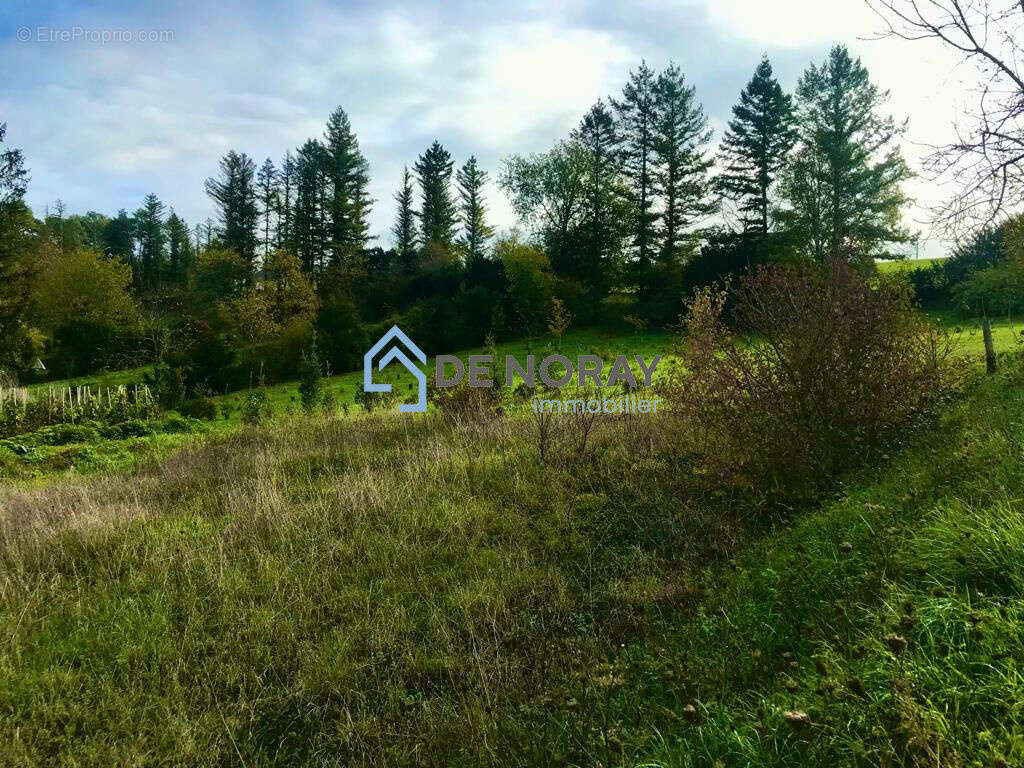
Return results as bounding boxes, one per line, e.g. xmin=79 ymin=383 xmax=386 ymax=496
xmin=4 ymin=316 xmax=1020 ymax=483
xmin=26 ymin=311 xmax=1020 ymax=427
xmin=218 ymin=327 xmax=671 ymax=420
xmin=1 ymin=320 xmax=1023 ymax=765
xmin=875 ymin=257 xmax=947 ymax=274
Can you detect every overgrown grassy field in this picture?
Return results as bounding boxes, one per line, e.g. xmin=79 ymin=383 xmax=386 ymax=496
xmin=1 ymin=337 xmax=1022 ymax=765
xmin=4 ymin=318 xmax=1020 ymax=483
xmin=1 ymin=329 xmax=667 ymax=481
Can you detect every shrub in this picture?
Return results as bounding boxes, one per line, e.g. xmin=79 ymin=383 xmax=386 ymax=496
xmin=241 ymin=389 xmax=271 ymax=425
xmin=353 ymin=385 xmax=396 ymax=413
xmin=37 ymin=423 xmax=99 ymax=446
xmin=161 ymin=414 xmax=197 ymax=434
xmin=669 ymin=261 xmax=955 ymax=496
xmin=428 ymin=377 xmax=505 ymax=424
xmin=181 ymin=394 xmax=219 ymax=421
xmin=297 ymin=345 xmax=323 ymax=412
xmin=145 ymin=362 xmax=187 ymax=411
xmin=114 ymin=419 xmax=154 ymax=438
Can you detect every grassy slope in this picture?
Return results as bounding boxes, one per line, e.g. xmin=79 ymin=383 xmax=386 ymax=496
xmin=637 ymin=361 xmax=1024 ymax=766
xmin=6 ymin=317 xmax=1017 ymax=483
xmin=25 ymin=313 xmax=1020 ymax=421
xmin=215 ymin=327 xmax=670 ymax=419
xmin=1 ymin=329 xmax=667 ymax=481
xmin=0 ymin=348 xmax=1022 ymax=765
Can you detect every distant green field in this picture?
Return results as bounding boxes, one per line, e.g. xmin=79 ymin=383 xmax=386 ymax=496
xmin=876 ymin=256 xmax=946 ymax=273
xmin=216 ymin=327 xmax=671 ymax=423
xmin=25 ymin=364 xmax=151 ymax=394
xmin=23 ymin=314 xmax=1024 ymax=428
xmin=215 ymin=316 xmax=1020 ymax=419
xmin=931 ymin=311 xmax=1024 ymax=356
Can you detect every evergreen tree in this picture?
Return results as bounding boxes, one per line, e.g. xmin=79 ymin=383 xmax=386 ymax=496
xmin=652 ymin=63 xmax=714 ymax=262
xmin=779 ymin=45 xmax=910 ymax=265
xmin=45 ymin=199 xmax=75 ymax=253
xmin=103 ymin=210 xmax=136 ymax=263
xmin=0 ymin=123 xmax=28 ymax=206
xmin=392 ymin=165 xmax=418 ymax=271
xmin=456 ymin=156 xmax=493 ymax=265
xmin=166 ymin=210 xmax=193 ymax=282
xmin=573 ymin=100 xmax=625 ymax=291
xmin=256 ymin=157 xmax=278 ymax=263
xmin=323 ymin=106 xmax=372 ymax=262
xmin=414 ymin=141 xmax=456 ymax=248
xmin=277 ymin=150 xmax=295 ymax=250
xmin=716 ymin=56 xmax=797 ymax=233
xmin=134 ymin=193 xmax=166 ymax=289
xmin=204 ymin=150 xmax=259 ymax=271
xmin=611 ymin=61 xmax=659 ymax=270
xmin=292 ymin=139 xmax=330 ymax=273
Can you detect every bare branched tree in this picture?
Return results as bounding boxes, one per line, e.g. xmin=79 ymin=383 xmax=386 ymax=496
xmin=866 ymin=0 xmax=1024 ymax=239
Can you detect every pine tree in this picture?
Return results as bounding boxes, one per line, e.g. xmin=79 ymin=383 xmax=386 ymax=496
xmin=292 ymin=139 xmax=330 ymax=273
xmin=717 ymin=56 xmax=797 ymax=234
xmin=103 ymin=210 xmax=136 ymax=264
xmin=204 ymin=150 xmax=259 ymax=271
xmin=256 ymin=157 xmax=278 ymax=263
xmin=277 ymin=150 xmax=295 ymax=250
xmin=323 ymin=106 xmax=371 ymax=263
xmin=779 ymin=46 xmax=910 ymax=265
xmin=414 ymin=141 xmax=456 ymax=248
xmin=573 ymin=100 xmax=625 ymax=290
xmin=392 ymin=165 xmax=418 ymax=271
xmin=134 ymin=193 xmax=166 ymax=289
xmin=652 ymin=63 xmax=715 ymax=261
xmin=0 ymin=123 xmax=28 ymax=206
xmin=456 ymin=156 xmax=493 ymax=265
xmin=611 ymin=61 xmax=659 ymax=270
xmin=165 ymin=210 xmax=193 ymax=282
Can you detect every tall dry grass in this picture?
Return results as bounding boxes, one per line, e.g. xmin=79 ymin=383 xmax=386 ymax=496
xmin=0 ymin=405 xmax=739 ymax=766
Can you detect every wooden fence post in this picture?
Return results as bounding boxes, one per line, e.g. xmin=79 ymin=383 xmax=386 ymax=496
xmin=983 ymin=315 xmax=997 ymax=374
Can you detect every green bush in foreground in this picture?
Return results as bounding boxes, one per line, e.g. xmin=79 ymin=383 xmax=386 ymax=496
xmin=670 ymin=262 xmax=960 ymax=497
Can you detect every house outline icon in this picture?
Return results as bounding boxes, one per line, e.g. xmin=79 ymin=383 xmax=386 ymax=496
xmin=363 ymin=325 xmax=427 ymax=413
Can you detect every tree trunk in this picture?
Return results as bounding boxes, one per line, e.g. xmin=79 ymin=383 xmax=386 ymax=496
xmin=983 ymin=315 xmax=997 ymax=374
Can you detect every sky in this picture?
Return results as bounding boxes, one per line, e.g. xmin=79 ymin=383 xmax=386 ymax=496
xmin=0 ymin=0 xmax=971 ymax=258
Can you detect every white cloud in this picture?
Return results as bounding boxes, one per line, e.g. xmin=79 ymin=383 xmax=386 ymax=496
xmin=704 ymin=0 xmax=875 ymax=47
xmin=0 ymin=0 xmax=982 ymax=256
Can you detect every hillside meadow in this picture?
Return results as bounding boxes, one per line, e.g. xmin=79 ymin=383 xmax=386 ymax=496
xmin=1 ymin=325 xmax=1023 ymax=765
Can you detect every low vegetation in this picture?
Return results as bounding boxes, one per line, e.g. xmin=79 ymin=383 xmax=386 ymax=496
xmin=1 ymin=7 xmax=1023 ymax=765
xmin=0 ymin=311 xmax=1021 ymax=765
xmin=669 ymin=263 xmax=959 ymax=495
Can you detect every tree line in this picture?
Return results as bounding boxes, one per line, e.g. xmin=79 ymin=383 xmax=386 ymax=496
xmin=0 ymin=44 xmax=912 ymax=391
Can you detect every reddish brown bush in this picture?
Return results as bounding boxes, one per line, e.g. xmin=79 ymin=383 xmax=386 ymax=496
xmin=669 ymin=261 xmax=955 ymax=495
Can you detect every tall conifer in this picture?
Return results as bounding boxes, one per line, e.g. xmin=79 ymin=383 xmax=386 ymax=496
xmin=716 ymin=56 xmax=797 ymax=233
xmin=456 ymin=156 xmax=493 ymax=264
